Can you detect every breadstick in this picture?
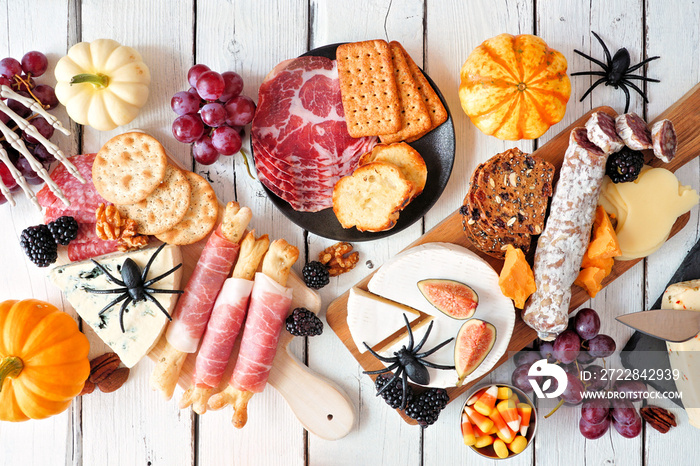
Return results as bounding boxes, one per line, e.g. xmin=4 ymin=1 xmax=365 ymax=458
xmin=150 ymin=202 xmax=251 ymax=399
xmin=208 ymin=239 xmax=299 ymax=427
xmin=179 ymin=231 xmax=269 ymax=414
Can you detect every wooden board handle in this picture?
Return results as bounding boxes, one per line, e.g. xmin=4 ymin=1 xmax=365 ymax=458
xmin=268 ymin=347 xmax=355 ymax=440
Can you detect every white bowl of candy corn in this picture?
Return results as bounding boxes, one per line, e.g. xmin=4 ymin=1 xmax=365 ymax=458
xmin=461 ymin=383 xmax=537 ymax=459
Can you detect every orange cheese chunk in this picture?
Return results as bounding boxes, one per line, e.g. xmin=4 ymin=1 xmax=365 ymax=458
xmin=587 ymin=205 xmax=622 ymax=260
xmin=575 ymin=267 xmax=607 ymax=298
xmin=499 ymin=245 xmax=536 ymax=309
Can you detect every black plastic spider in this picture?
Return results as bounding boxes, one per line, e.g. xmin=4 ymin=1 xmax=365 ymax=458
xmin=84 ymin=243 xmax=184 ymax=333
xmin=572 ymin=31 xmax=660 ymax=113
xmin=363 ymin=314 xmax=455 ymax=410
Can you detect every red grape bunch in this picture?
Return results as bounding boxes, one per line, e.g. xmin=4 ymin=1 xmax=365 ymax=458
xmin=171 ymin=64 xmax=256 ymax=166
xmin=0 ymin=51 xmax=61 ymax=205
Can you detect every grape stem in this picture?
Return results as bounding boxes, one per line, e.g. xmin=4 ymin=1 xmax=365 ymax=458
xmin=544 ymin=398 xmax=565 ymax=419
xmin=70 ymin=73 xmax=110 ymax=88
xmin=239 ymin=148 xmax=255 ymax=180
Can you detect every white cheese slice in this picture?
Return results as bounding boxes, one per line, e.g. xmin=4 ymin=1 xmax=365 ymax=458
xmin=50 ymin=245 xmax=183 ymax=368
xmin=663 ymin=280 xmax=700 ymax=429
xmin=347 ymin=287 xmax=424 ymax=353
xmin=368 ymin=242 xmax=515 ymax=388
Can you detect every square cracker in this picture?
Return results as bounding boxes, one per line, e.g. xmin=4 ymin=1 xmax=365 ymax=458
xmin=389 ymin=41 xmax=448 ymax=142
xmin=379 ymin=42 xmax=432 ymax=144
xmin=336 ymin=40 xmax=402 ymax=138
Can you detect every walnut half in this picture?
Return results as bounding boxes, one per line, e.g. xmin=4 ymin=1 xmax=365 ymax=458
xmin=96 ymin=203 xmax=149 ymax=251
xmin=319 ymin=242 xmax=359 ymax=276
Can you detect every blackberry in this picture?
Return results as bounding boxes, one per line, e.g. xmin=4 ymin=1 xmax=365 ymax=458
xmin=47 ymin=216 xmax=79 ymax=245
xmin=285 ymin=307 xmax=323 ymax=336
xmin=605 ymin=147 xmax=644 ymax=183
xmin=20 ymin=224 xmax=58 ymax=267
xmin=404 ymin=387 xmax=450 ymax=427
xmin=302 ymin=261 xmax=330 ymax=289
xmin=375 ymin=373 xmax=413 ymax=410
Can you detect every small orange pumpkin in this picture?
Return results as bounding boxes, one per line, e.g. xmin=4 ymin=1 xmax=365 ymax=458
xmin=0 ymin=299 xmax=90 ymax=422
xmin=459 ymin=33 xmax=571 ymax=140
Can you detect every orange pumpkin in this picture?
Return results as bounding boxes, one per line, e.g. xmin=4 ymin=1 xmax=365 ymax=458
xmin=0 ymin=299 xmax=90 ymax=422
xmin=459 ymin=33 xmax=571 ymax=140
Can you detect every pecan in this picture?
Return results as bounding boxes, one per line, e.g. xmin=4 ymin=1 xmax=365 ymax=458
xmin=319 ymin=242 xmax=359 ymax=276
xmin=97 ymin=367 xmax=130 ymax=393
xmin=78 ymin=380 xmax=96 ymax=396
xmin=640 ymin=405 xmax=677 ymax=433
xmin=88 ymin=352 xmax=121 ymax=384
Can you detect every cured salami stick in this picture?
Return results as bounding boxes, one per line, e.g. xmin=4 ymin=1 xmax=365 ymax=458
xmin=208 ymin=239 xmax=299 ymax=428
xmin=179 ymin=231 xmax=270 ymax=414
xmin=150 ymin=202 xmax=252 ymax=400
xmin=651 ymin=119 xmax=677 ymax=163
xmin=585 ymin=111 xmax=624 ymax=155
xmin=522 ymin=127 xmax=608 ymax=340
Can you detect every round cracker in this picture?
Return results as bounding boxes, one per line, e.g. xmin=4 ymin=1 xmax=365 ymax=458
xmin=155 ymin=171 xmax=219 ymax=245
xmin=116 ymin=164 xmax=192 ymax=235
xmin=93 ymin=132 xmax=168 ymax=204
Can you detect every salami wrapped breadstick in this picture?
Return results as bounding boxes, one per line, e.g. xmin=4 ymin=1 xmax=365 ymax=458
xmin=208 ymin=239 xmax=299 ymax=428
xmin=522 ymin=127 xmax=608 ymax=340
xmin=150 ymin=202 xmax=252 ymax=400
xmin=179 ymin=231 xmax=270 ymax=414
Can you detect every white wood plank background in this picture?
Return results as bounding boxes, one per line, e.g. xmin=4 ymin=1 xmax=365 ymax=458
xmin=2 ymin=1 xmax=700 ymax=465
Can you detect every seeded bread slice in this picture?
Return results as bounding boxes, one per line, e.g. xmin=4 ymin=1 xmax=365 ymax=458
xmin=473 ymin=148 xmax=554 ymax=236
xmin=333 ymin=161 xmax=413 ymax=232
xmin=359 ymin=142 xmax=427 ymax=199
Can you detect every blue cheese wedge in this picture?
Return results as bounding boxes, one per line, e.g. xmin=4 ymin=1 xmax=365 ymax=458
xmin=50 ymin=245 xmax=183 ymax=368
xmin=347 ymin=287 xmax=426 ymax=353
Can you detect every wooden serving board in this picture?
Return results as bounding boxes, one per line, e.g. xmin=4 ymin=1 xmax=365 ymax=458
xmin=327 ymin=82 xmax=700 ymax=425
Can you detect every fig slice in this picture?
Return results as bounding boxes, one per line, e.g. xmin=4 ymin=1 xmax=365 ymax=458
xmin=455 ymin=319 xmax=496 ymax=385
xmin=417 ymin=279 xmax=479 ymax=319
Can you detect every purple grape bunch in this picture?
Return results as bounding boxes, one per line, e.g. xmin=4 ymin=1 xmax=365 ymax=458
xmin=0 ymin=51 xmax=60 ymax=205
xmin=171 ymin=65 xmax=256 ymax=166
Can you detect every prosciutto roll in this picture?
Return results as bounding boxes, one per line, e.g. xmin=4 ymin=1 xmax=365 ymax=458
xmin=231 ymin=272 xmax=294 ymax=393
xmin=522 ymin=127 xmax=608 ymax=340
xmin=193 ymin=278 xmax=254 ymax=388
xmin=166 ymin=226 xmax=240 ymax=353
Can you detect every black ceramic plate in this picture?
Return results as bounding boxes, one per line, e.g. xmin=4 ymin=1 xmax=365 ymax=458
xmin=252 ymin=43 xmax=456 ymax=241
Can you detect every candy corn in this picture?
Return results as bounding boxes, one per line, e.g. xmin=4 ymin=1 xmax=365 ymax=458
xmin=461 ymin=413 xmax=476 ymax=446
xmin=467 ymin=387 xmax=487 ymax=406
xmin=497 ymin=386 xmax=513 ymax=400
xmin=497 ymin=399 xmax=521 ymax=432
xmin=465 ymin=406 xmax=495 ymax=434
xmin=473 ymin=385 xmax=498 ymax=416
xmin=489 ymin=406 xmax=516 ymax=443
xmin=472 ymin=423 xmax=486 ymax=438
xmin=517 ymin=402 xmax=532 ymax=436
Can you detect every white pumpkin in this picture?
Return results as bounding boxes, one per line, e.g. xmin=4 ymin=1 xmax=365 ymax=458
xmin=54 ymin=39 xmax=151 ymax=131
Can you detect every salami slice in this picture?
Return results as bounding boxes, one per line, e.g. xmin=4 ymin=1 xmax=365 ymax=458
xmin=585 ymin=112 xmax=624 ymax=155
xmin=615 ymin=113 xmax=652 ymax=150
xmin=68 ymin=238 xmax=120 ymax=261
xmin=651 ymin=119 xmax=677 ymax=163
xmin=522 ymin=127 xmax=608 ymax=340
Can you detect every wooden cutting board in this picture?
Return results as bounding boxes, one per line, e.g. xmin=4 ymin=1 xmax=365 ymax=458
xmin=327 ymin=81 xmax=700 ymax=425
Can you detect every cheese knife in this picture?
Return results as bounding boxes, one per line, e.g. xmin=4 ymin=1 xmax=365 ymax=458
xmin=616 ymin=309 xmax=700 ymax=343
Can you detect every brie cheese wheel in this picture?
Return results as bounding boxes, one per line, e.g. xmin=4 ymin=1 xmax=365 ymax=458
xmin=663 ymin=280 xmax=700 ymax=429
xmin=367 ymin=242 xmax=515 ymax=388
xmin=347 ymin=287 xmax=424 ymax=353
xmin=50 ymin=245 xmax=183 ymax=368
